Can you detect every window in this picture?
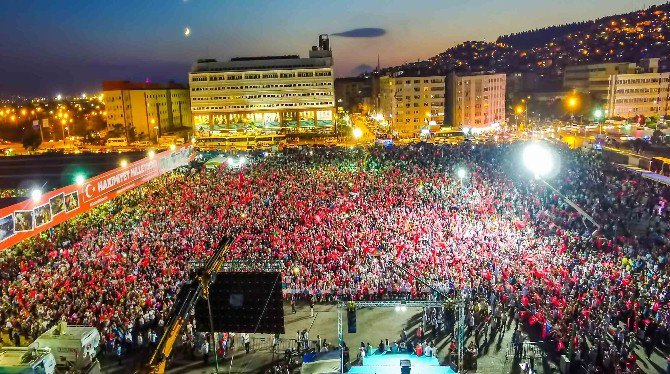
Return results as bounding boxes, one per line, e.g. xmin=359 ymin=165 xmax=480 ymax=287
xmin=297 ymin=72 xmax=313 ymax=78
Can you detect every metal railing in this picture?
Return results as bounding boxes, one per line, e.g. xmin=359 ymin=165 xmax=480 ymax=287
xmin=249 ymin=337 xmax=320 ymax=354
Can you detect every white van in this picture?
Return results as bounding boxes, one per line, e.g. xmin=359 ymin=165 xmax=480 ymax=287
xmin=31 ymin=323 xmax=100 ymax=373
xmin=105 ymin=138 xmax=128 ymax=148
xmin=0 ymin=347 xmax=56 ymax=374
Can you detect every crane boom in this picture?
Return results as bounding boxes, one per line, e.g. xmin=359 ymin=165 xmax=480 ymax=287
xmin=141 ymin=237 xmax=234 ymax=373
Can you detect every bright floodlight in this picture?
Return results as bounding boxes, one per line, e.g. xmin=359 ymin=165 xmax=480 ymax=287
xmin=120 ymin=159 xmax=128 ymax=168
xmin=457 ymin=168 xmax=467 ymax=180
xmin=352 ymin=127 xmax=363 ymax=139
xmin=75 ymin=174 xmax=86 ymax=186
xmin=147 ymin=150 xmax=155 ymax=159
xmin=523 ymin=143 xmax=554 ymax=178
xmin=594 ymin=109 xmax=604 ymax=119
xmin=170 ymin=144 xmax=176 ymax=151
xmin=31 ymin=189 xmax=42 ymax=202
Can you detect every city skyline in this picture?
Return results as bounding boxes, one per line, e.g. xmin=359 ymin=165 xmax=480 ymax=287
xmin=0 ymin=0 xmax=659 ymax=96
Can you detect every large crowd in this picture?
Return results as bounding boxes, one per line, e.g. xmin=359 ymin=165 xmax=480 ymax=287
xmin=1 ymin=143 xmax=670 ymax=373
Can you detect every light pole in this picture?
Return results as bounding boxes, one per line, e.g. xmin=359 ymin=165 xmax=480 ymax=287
xmin=566 ymin=96 xmax=579 ymax=123
xmin=522 ymin=142 xmax=600 ymax=230
xmin=594 ymin=109 xmax=604 ymax=135
xmin=456 ymin=167 xmax=467 ymax=187
xmin=522 ymin=142 xmax=600 ymax=369
xmin=515 ymin=105 xmax=524 ymax=131
xmin=60 ymin=119 xmax=67 ymax=148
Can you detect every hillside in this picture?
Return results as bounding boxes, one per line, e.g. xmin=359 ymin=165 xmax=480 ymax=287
xmin=376 ymin=2 xmax=670 ymax=77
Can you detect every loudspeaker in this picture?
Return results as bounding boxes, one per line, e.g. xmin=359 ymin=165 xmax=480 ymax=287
xmin=347 ymin=309 xmax=357 ymax=333
xmin=195 ymin=272 xmax=284 ymax=333
xmin=400 ymin=359 xmax=411 ymax=374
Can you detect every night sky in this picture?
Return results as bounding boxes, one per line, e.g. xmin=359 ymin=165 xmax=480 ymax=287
xmin=0 ymin=0 xmax=654 ymax=97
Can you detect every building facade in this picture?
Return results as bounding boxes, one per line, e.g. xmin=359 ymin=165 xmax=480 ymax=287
xmin=446 ymin=73 xmax=506 ymax=128
xmin=563 ymin=62 xmax=637 ymax=102
xmin=189 ymin=35 xmax=335 ymax=134
xmin=334 ymin=77 xmax=373 ymax=114
xmin=606 ymin=72 xmax=670 ymax=119
xmin=103 ymin=81 xmax=191 ymax=142
xmin=563 ymin=58 xmax=660 ymax=103
xmin=378 ymin=75 xmax=445 ymax=137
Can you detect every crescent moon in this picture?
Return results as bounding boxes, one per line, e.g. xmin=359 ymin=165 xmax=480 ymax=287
xmin=184 ymin=27 xmax=191 ymax=37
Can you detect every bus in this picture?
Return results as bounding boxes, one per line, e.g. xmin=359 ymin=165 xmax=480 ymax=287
xmin=194 ymin=135 xmax=256 ymax=150
xmin=105 ymin=138 xmax=128 ymax=148
xmin=430 ymin=130 xmax=465 ymax=145
xmin=255 ymin=134 xmax=286 ymax=149
xmin=227 ymin=135 xmax=256 ymax=151
xmin=195 ymin=134 xmax=287 ymax=150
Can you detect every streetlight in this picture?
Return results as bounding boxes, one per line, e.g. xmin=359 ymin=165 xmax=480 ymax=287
xmin=75 ymin=174 xmax=86 ymax=186
xmin=566 ymin=95 xmax=579 ymax=123
xmin=457 ymin=167 xmax=467 ymax=180
xmin=515 ymin=104 xmax=525 ymax=131
xmin=120 ymin=159 xmax=128 ymax=168
xmin=147 ymin=150 xmax=156 ymax=159
xmin=456 ymin=167 xmax=467 ymax=187
xmin=352 ymin=127 xmax=363 ymax=140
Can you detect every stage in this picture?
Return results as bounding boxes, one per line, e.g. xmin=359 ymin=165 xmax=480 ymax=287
xmin=347 ymin=353 xmax=456 ymax=374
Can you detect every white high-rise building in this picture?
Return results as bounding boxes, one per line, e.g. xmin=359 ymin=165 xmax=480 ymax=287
xmin=446 ymin=73 xmax=506 ymax=128
xmin=607 ymin=72 xmax=670 ymax=119
xmin=189 ymin=35 xmax=335 ymax=134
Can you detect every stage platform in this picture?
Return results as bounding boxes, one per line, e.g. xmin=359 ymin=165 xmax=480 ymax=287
xmin=347 ymin=353 xmax=456 ymax=374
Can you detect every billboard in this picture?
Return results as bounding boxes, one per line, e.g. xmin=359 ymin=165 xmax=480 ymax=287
xmin=0 ymin=146 xmax=195 ymax=250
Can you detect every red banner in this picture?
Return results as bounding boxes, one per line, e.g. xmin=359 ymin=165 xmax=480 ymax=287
xmin=0 ymin=146 xmax=195 ymax=250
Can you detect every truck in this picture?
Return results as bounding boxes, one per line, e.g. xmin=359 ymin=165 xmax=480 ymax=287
xmin=29 ymin=322 xmax=101 ymax=373
xmin=0 ymin=347 xmax=56 ymax=374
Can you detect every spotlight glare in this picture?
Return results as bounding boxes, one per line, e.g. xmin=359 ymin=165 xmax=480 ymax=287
xmin=523 ymin=143 xmax=554 ymax=178
xmin=31 ymin=189 xmax=42 ymax=202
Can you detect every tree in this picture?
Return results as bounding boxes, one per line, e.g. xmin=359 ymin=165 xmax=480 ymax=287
xmin=82 ymin=129 xmax=102 ymax=145
xmin=107 ymin=124 xmax=124 ymax=138
xmin=128 ymin=126 xmax=137 ymax=143
xmin=22 ymin=127 xmax=42 ymax=150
